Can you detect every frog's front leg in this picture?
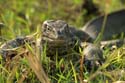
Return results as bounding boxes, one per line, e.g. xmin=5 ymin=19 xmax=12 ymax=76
xmin=81 ymin=43 xmax=104 ymax=71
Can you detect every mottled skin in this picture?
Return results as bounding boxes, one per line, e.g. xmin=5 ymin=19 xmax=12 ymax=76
xmin=41 ymin=20 xmax=92 ymax=56
xmin=0 ymin=20 xmax=91 ymax=59
xmin=0 ymin=35 xmax=35 ymax=59
xmin=41 ymin=20 xmax=104 ymax=69
xmin=0 ymin=20 xmax=104 ymax=69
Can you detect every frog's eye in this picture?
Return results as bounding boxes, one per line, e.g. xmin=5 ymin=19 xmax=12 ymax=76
xmin=44 ymin=23 xmax=48 ymax=28
xmin=43 ymin=24 xmax=51 ymax=32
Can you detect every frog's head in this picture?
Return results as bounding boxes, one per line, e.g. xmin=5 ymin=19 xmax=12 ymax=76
xmin=42 ymin=20 xmax=71 ymax=41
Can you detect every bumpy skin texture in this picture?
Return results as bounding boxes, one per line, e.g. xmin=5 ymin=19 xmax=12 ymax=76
xmin=41 ymin=20 xmax=105 ymax=68
xmin=41 ymin=20 xmax=92 ymax=56
xmin=41 ymin=20 xmax=75 ymax=55
xmin=0 ymin=36 xmax=35 ymax=59
xmin=0 ymin=37 xmax=26 ymax=58
xmin=0 ymin=20 xmax=104 ymax=71
xmin=0 ymin=20 xmax=92 ymax=58
xmin=42 ymin=20 xmax=92 ymax=42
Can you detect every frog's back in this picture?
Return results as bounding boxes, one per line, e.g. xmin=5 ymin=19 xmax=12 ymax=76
xmin=83 ymin=9 xmax=125 ymax=40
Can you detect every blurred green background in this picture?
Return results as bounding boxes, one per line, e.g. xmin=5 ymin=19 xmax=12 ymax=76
xmin=0 ymin=0 xmax=124 ymax=39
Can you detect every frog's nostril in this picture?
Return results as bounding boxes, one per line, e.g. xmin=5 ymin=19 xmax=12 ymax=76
xmin=56 ymin=31 xmax=65 ymax=39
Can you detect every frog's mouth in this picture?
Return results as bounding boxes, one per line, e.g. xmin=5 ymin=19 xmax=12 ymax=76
xmin=42 ymin=33 xmax=69 ymax=41
xmin=42 ymin=36 xmax=71 ymax=47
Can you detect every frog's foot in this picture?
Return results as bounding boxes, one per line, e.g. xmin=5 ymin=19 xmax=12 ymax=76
xmin=82 ymin=43 xmax=104 ymax=71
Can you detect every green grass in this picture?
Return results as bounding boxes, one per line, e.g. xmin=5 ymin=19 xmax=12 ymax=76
xmin=0 ymin=0 xmax=125 ymax=83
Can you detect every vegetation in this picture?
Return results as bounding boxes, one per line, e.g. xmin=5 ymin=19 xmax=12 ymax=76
xmin=0 ymin=0 xmax=125 ymax=83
